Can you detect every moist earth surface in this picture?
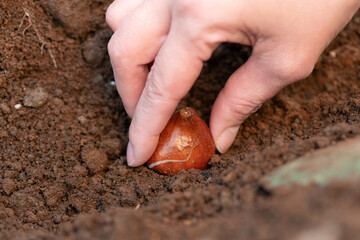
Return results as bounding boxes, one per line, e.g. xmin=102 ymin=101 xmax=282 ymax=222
xmin=1 ymin=1 xmax=360 ymax=239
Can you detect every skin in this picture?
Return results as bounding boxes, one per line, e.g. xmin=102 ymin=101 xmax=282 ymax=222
xmin=106 ymin=0 xmax=360 ymax=167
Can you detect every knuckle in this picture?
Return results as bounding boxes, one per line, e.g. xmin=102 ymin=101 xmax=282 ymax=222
xmin=105 ymin=3 xmax=117 ymax=28
xmin=174 ymin=0 xmax=203 ymax=17
xmin=107 ymin=36 xmax=118 ymax=59
xmin=224 ymin=93 xmax=263 ymax=123
xmin=276 ymin=53 xmax=316 ymax=82
xmin=145 ymin=74 xmax=179 ymax=105
xmin=145 ymin=79 xmax=168 ymax=103
xmin=107 ymin=35 xmax=130 ymax=66
xmin=175 ymin=0 xmax=195 ymax=13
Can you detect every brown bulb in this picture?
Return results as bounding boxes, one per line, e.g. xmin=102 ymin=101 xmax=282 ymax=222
xmin=146 ymin=107 xmax=215 ymax=175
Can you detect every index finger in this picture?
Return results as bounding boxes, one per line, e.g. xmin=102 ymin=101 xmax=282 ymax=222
xmin=126 ymin=28 xmax=214 ymax=167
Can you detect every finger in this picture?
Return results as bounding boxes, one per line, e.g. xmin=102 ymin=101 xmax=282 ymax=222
xmin=126 ymin=27 xmax=216 ymax=167
xmin=108 ymin=0 xmax=171 ymax=117
xmin=209 ymin=56 xmax=274 ymax=153
xmin=210 ymin=47 xmax=315 ymax=153
xmin=106 ymin=0 xmax=144 ymax=31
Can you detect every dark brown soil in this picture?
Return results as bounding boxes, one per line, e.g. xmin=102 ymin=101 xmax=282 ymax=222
xmin=1 ymin=1 xmax=360 ymax=239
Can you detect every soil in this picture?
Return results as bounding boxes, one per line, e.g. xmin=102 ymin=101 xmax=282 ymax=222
xmin=1 ymin=1 xmax=360 ymax=239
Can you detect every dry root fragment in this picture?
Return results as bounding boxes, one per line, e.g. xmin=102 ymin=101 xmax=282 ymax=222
xmin=19 ymin=6 xmax=57 ymax=69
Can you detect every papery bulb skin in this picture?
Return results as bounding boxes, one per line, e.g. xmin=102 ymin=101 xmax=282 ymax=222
xmin=146 ymin=107 xmax=215 ymax=175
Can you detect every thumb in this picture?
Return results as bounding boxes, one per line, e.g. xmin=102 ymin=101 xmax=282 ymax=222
xmin=210 ymin=51 xmax=314 ymax=153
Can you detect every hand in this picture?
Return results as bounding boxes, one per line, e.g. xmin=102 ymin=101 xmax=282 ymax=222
xmin=106 ymin=0 xmax=360 ymax=167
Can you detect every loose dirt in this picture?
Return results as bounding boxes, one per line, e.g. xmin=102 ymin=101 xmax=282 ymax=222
xmin=1 ymin=1 xmax=360 ymax=239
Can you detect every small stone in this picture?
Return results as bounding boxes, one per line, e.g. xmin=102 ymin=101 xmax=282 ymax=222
xmin=52 ymin=214 xmax=62 ymax=224
xmin=2 ymin=179 xmax=16 ymax=195
xmin=26 ymin=80 xmax=38 ymax=86
xmin=81 ymin=30 xmax=110 ymax=65
xmin=14 ymin=104 xmax=21 ymax=109
xmin=52 ymin=97 xmax=64 ymax=107
xmin=82 ymin=41 xmax=105 ymax=65
xmin=0 ymin=103 xmax=10 ymax=114
xmin=23 ymin=87 xmax=49 ymax=108
xmin=200 ymin=171 xmax=211 ymax=179
xmin=77 ymin=116 xmax=87 ymax=125
xmin=93 ymin=74 xmax=103 ymax=84
xmin=81 ymin=149 xmax=110 ymax=173
xmin=329 ymin=50 xmax=337 ymax=58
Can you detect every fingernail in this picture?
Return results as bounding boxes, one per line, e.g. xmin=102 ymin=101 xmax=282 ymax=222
xmin=127 ymin=142 xmax=135 ymax=167
xmin=215 ymin=126 xmax=240 ymax=153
